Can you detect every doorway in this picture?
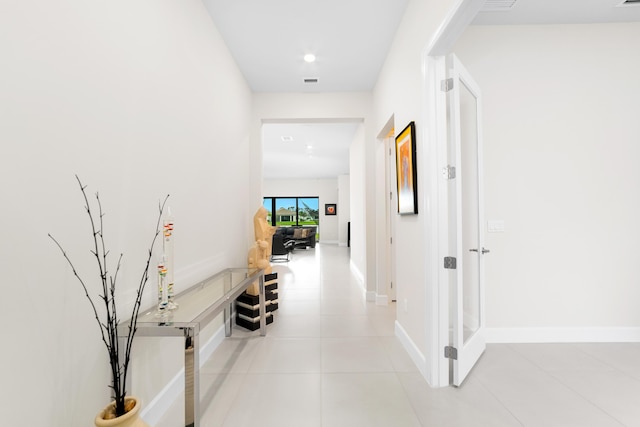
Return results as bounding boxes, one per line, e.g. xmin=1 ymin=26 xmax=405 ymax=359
xmin=385 ymin=133 xmax=397 ymax=302
xmin=375 ymin=119 xmax=397 ymax=306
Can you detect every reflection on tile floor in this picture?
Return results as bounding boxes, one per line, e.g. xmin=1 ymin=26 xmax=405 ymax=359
xmin=156 ymin=244 xmax=640 ymax=427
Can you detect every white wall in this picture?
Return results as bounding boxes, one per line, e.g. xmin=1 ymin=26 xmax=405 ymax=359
xmin=251 ymin=93 xmax=372 ymax=286
xmin=263 ymin=178 xmax=339 ymax=243
xmin=371 ymin=0 xmax=466 ymax=383
xmin=374 ymin=131 xmax=390 ymax=304
xmin=0 ymin=1 xmax=253 ymax=425
xmin=454 ymin=23 xmax=640 ymax=340
xmin=338 ymin=174 xmax=351 ymax=246
xmin=349 ymin=123 xmax=368 ymax=285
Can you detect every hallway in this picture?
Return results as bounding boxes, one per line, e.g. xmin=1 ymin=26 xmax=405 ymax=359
xmin=157 ymin=244 xmax=640 ymax=426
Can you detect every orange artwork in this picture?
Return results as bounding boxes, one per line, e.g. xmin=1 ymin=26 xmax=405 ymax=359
xmin=325 ymin=204 xmax=336 ymax=215
xmin=395 ymin=122 xmax=417 ymax=215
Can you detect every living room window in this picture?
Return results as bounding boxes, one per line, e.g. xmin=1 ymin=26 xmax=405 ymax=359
xmin=263 ymin=197 xmax=319 ymax=228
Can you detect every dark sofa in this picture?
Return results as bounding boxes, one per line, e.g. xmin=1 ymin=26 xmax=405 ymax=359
xmin=275 ymin=226 xmax=317 ymax=248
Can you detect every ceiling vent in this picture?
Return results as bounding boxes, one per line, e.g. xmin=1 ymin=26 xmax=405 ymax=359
xmin=481 ymin=0 xmax=518 ymax=12
xmin=281 ymin=136 xmax=294 ymax=142
xmin=303 ymin=78 xmax=319 ymax=84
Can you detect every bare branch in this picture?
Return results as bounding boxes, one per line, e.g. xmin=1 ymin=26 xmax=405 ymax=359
xmin=48 ymin=233 xmax=110 ymax=350
xmin=121 ymin=194 xmax=169 ymax=398
xmin=52 ymin=176 xmax=170 ymax=417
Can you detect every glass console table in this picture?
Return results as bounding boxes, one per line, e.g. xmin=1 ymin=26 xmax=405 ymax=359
xmin=118 ymin=267 xmax=266 ymax=427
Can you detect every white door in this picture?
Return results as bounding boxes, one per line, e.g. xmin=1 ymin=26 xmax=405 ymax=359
xmin=386 ymin=136 xmax=397 ymax=302
xmin=446 ymin=54 xmax=487 ymax=386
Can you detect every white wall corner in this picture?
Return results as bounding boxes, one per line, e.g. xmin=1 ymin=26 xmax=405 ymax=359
xmin=485 ymin=327 xmax=640 ymax=343
xmin=366 ymin=291 xmax=376 ymax=302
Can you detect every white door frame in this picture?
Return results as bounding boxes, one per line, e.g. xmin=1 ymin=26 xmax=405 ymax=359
xmin=421 ymin=0 xmax=486 ymax=387
xmin=375 ymin=118 xmax=396 ymax=306
xmin=386 ymin=134 xmax=397 ymax=302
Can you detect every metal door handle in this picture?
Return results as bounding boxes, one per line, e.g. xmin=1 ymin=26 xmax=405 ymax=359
xmin=469 ymin=248 xmax=490 ymax=254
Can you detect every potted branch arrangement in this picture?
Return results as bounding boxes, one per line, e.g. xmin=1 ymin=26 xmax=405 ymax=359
xmin=49 ymin=176 xmax=168 ymax=427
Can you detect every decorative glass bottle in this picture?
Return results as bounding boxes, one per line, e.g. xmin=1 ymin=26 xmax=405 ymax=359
xmin=163 ymin=208 xmax=178 ymax=310
xmin=156 ymin=257 xmax=168 ymax=316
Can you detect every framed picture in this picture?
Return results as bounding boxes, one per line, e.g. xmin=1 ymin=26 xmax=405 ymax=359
xmin=395 ymin=121 xmax=418 ymax=215
xmin=325 ymin=204 xmax=337 ymax=216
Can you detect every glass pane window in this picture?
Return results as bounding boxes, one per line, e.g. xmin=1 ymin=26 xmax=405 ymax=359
xmin=298 ymin=198 xmax=319 ymax=226
xmin=263 ymin=197 xmax=320 ymax=241
xmin=263 ymin=198 xmax=273 ymax=224
xmin=274 ymin=198 xmax=297 ymax=227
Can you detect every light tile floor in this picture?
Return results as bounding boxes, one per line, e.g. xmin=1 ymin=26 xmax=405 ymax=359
xmin=157 ymin=244 xmax=640 ymax=427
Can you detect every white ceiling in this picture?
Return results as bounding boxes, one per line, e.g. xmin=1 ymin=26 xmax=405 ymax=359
xmin=203 ymin=0 xmax=640 ymax=180
xmin=262 ymin=122 xmax=361 ymax=180
xmin=202 ymin=0 xmax=409 ymax=93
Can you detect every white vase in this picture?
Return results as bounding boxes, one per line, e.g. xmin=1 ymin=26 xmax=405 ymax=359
xmin=94 ymin=396 xmax=149 ymax=427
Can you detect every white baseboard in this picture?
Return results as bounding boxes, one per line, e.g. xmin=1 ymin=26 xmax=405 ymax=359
xmin=321 ymin=239 xmax=339 ymax=245
xmin=485 ymin=327 xmax=640 ymax=343
xmin=395 ymin=320 xmax=431 ymax=383
xmin=349 ymin=261 xmax=368 ymax=301
xmin=199 ymin=323 xmax=227 ymax=365
xmin=140 ymin=324 xmax=226 ymax=425
xmin=139 ymin=366 xmax=183 ymax=425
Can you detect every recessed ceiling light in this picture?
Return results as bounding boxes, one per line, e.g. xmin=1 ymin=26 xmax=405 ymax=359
xmin=304 ymin=54 xmax=316 ymax=63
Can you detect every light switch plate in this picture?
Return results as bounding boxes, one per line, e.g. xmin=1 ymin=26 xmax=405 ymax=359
xmin=488 ymin=220 xmax=505 ymax=233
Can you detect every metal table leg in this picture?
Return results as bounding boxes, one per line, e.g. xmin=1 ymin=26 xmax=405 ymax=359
xmin=184 ymin=328 xmax=200 ymax=427
xmin=224 ymin=302 xmax=233 ymax=337
xmin=259 ymin=274 xmax=266 ymax=336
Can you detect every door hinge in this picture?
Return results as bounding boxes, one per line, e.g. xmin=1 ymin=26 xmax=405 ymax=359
xmin=444 ymin=257 xmax=457 ymax=269
xmin=389 ymin=147 xmax=392 ymax=155
xmin=390 ymin=237 xmax=393 ymax=244
xmin=390 ymin=191 xmax=393 ymax=201
xmin=445 ymin=346 xmax=458 ymax=360
xmin=442 ymin=165 xmax=456 ymax=180
xmin=441 ymin=78 xmax=454 ymax=92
